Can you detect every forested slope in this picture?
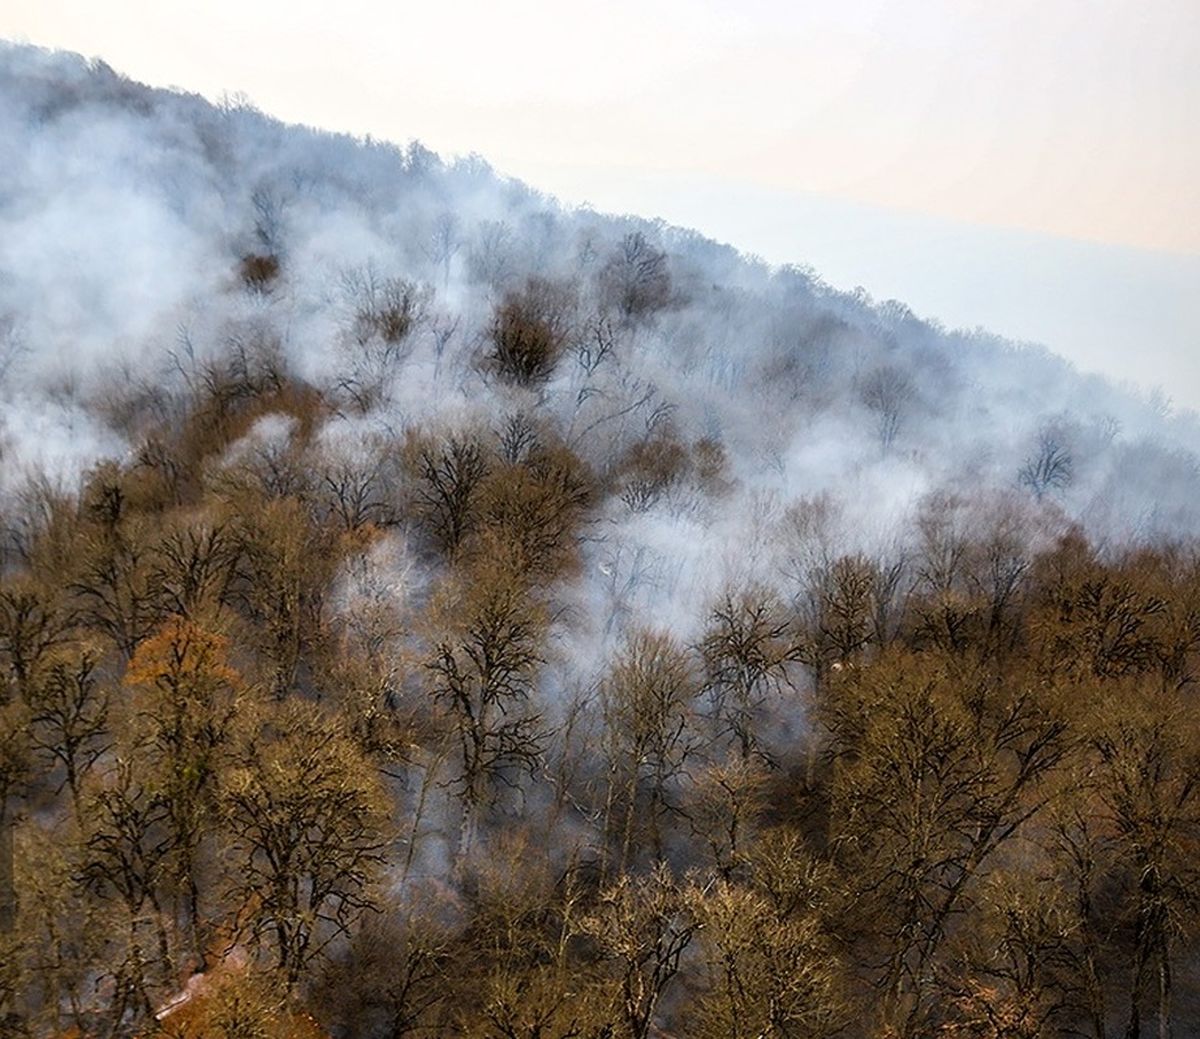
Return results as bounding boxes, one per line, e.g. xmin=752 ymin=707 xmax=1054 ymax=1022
xmin=1 ymin=43 xmax=1199 ymax=1039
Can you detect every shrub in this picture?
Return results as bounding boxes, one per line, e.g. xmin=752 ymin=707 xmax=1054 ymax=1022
xmin=487 ymin=278 xmax=574 ymax=386
xmin=238 ymin=253 xmax=280 ymax=293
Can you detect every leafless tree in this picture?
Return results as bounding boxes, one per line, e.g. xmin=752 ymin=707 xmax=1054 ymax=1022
xmin=78 ymin=760 xmax=176 ymax=1022
xmin=310 ymin=910 xmax=453 ymax=1039
xmin=859 ymin=364 xmax=915 ymax=453
xmin=600 ymin=630 xmax=698 ymax=870
xmin=425 ymin=558 xmax=547 ymax=859
xmin=1019 ymin=427 xmax=1074 ymax=500
xmin=467 ymin=219 xmax=516 ymax=290
xmin=250 ymin=184 xmax=290 ymax=256
xmin=340 ymin=265 xmax=429 ymax=349
xmin=28 ymin=650 xmax=109 ymax=819
xmin=430 ymin=308 xmax=461 ymax=380
xmin=336 ymin=265 xmax=431 ymax=410
xmin=149 ymin=521 xmax=241 ymax=618
xmin=700 ymin=588 xmax=795 ymax=762
xmin=414 ymin=434 xmax=489 ymax=555
xmin=581 ymin=863 xmax=697 ymax=1039
xmin=601 ymin=232 xmax=671 ymax=320
xmin=0 ymin=315 xmax=26 ymax=387
xmin=576 ymin=312 xmax=617 ymax=379
xmin=223 ymin=703 xmax=389 ymax=986
xmin=425 ymin=211 xmax=462 ymax=289
xmin=314 ymin=437 xmax=392 ymax=531
xmin=0 ymin=582 xmax=70 ymax=703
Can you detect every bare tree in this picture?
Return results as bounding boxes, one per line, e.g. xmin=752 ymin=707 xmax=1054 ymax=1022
xmin=78 ymin=760 xmax=176 ymax=1026
xmin=467 ymin=219 xmax=515 ymax=290
xmin=336 ymin=266 xmax=430 ymax=410
xmin=425 ymin=553 xmax=548 ymax=859
xmin=600 ymin=630 xmax=698 ymax=871
xmin=795 ymin=553 xmax=882 ymax=681
xmin=700 ymin=588 xmax=794 ymax=762
xmin=310 ymin=910 xmax=453 ymax=1039
xmin=600 ymin=232 xmax=671 ymax=320
xmin=1019 ymin=427 xmax=1074 ymax=500
xmin=229 ymin=496 xmax=333 ymax=698
xmin=859 ymin=364 xmax=915 ymax=453
xmin=223 ymin=702 xmax=389 ymax=987
xmin=0 ymin=315 xmax=26 ymax=387
xmin=340 ymin=265 xmax=429 ymax=344
xmin=313 ymin=436 xmax=393 ymax=531
xmin=70 ymin=509 xmax=164 ymax=661
xmin=149 ymin=520 xmax=241 ymax=618
xmin=575 ymin=311 xmax=617 ymax=382
xmin=413 ymin=433 xmax=489 ymax=556
xmin=1089 ymin=688 xmax=1200 ymax=1039
xmin=580 ymin=863 xmax=697 ymax=1039
xmin=822 ymin=651 xmax=1068 ymax=1034
xmin=615 ymin=433 xmax=690 ymax=514
xmin=686 ymin=876 xmax=846 ymax=1039
xmin=425 ymin=211 xmax=462 ymax=289
xmin=0 ymin=581 xmax=70 ymax=703
xmin=429 ymin=308 xmax=461 ymax=380
xmin=250 ymin=184 xmax=290 ymax=256
xmin=28 ymin=649 xmax=109 ymax=819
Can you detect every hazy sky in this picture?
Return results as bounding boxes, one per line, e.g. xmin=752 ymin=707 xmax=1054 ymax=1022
xmin=3 ymin=0 xmax=1198 ymax=401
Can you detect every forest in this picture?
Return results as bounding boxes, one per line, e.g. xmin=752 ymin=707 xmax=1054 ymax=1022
xmin=1 ymin=44 xmax=1199 ymax=1039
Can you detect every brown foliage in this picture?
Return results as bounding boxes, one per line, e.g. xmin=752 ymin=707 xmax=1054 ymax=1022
xmin=238 ymin=253 xmax=280 ymax=293
xmin=9 ymin=334 xmax=1200 ymax=1039
xmin=478 ymin=436 xmax=592 ymax=578
xmin=488 ymin=278 xmax=574 ymax=386
xmin=613 ymin=431 xmax=690 ymax=513
xmin=222 ymin=702 xmax=389 ymax=985
xmin=156 ymin=966 xmax=327 ymax=1039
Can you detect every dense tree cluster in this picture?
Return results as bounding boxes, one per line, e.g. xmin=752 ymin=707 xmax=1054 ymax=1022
xmin=2 ymin=339 xmax=1199 ymax=1039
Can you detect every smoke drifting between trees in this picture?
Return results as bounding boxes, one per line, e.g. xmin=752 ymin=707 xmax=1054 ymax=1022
xmin=2 ymin=44 xmax=1200 ymax=1039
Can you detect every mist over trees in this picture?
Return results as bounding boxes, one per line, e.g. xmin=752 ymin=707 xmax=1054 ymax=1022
xmin=2 ymin=42 xmax=1200 ymax=1039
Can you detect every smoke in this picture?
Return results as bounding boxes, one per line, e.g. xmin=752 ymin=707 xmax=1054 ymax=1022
xmin=2 ymin=40 xmax=1199 ymax=653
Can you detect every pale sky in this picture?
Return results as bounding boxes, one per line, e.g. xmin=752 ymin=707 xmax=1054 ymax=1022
xmin=3 ymin=0 xmax=1198 ymax=401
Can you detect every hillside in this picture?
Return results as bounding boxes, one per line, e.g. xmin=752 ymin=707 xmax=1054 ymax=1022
xmin=2 ymin=43 xmax=1199 ymax=1039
